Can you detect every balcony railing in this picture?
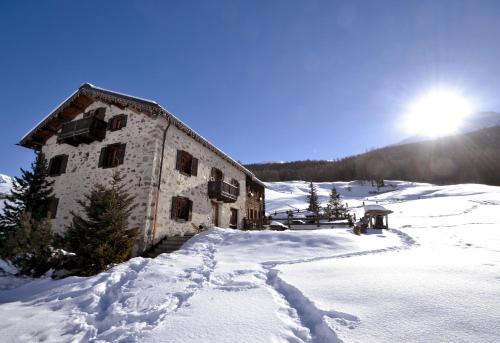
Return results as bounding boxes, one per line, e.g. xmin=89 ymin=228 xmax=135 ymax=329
xmin=57 ymin=117 xmax=107 ymax=146
xmin=208 ymin=180 xmax=239 ymax=203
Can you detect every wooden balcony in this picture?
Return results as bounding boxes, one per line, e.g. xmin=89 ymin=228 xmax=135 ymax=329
xmin=57 ymin=117 xmax=107 ymax=146
xmin=208 ymin=180 xmax=239 ymax=203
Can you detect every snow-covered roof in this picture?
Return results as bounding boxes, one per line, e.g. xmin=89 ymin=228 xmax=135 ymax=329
xmin=364 ymin=204 xmax=393 ymax=214
xmin=19 ymin=83 xmax=264 ymax=186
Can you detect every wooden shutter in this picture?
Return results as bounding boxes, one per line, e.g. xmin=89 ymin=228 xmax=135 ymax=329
xmin=117 ymin=144 xmax=126 ymax=165
xmin=175 ymin=150 xmax=183 ymax=171
xmin=94 ymin=107 xmax=106 ymax=120
xmin=60 ymin=155 xmax=69 ymax=174
xmin=98 ymin=146 xmax=107 ymax=168
xmin=49 ymin=197 xmax=59 ymax=219
xmin=188 ymin=199 xmax=193 ymax=221
xmin=121 ymin=114 xmax=128 ymax=128
xmin=171 ymin=196 xmax=178 ymax=219
xmin=106 ymin=118 xmax=113 ymax=130
xmin=191 ymin=157 xmax=198 ymax=176
xmin=48 ymin=157 xmax=54 ymax=176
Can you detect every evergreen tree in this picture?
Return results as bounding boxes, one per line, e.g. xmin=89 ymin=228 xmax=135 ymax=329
xmin=0 ymin=151 xmax=54 ymax=259
xmin=306 ymin=181 xmax=321 ymax=226
xmin=4 ymin=211 xmax=54 ymax=276
xmin=325 ymin=186 xmax=346 ymax=220
xmin=64 ymin=172 xmax=137 ymax=276
xmin=0 ymin=152 xmax=53 ymax=230
xmin=306 ymin=181 xmax=319 ymax=213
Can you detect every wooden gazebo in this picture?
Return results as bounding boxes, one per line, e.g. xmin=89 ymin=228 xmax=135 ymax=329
xmin=364 ymin=204 xmax=393 ymax=229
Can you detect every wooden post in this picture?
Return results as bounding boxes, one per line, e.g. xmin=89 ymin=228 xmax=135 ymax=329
xmin=386 ymin=215 xmax=389 ymax=229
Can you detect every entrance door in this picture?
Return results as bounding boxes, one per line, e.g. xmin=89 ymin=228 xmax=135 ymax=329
xmin=211 ymin=202 xmax=219 ymax=227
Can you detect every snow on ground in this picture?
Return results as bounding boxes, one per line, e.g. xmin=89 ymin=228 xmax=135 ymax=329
xmin=265 ymin=180 xmax=429 ymax=214
xmin=1 ymin=180 xmax=500 ymax=342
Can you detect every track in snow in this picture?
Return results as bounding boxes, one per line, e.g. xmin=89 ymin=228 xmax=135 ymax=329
xmin=260 ymin=228 xmax=418 ymax=343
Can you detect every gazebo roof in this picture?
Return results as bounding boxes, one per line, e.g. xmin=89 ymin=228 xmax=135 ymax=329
xmin=364 ymin=204 xmax=393 ymax=215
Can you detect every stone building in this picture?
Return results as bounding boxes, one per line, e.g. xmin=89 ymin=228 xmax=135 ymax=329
xmin=19 ymin=83 xmax=265 ymax=255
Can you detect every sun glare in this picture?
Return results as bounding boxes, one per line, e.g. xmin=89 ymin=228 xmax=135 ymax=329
xmin=402 ymin=90 xmax=473 ymax=137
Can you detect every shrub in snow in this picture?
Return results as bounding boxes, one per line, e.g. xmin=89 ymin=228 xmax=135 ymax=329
xmin=63 ymin=172 xmax=137 ymax=276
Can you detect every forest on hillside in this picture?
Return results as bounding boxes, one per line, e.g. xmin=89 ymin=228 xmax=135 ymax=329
xmin=246 ymin=126 xmax=500 ymax=186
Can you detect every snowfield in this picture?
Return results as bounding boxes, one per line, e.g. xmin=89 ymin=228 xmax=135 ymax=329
xmin=1 ymin=180 xmax=500 ymax=342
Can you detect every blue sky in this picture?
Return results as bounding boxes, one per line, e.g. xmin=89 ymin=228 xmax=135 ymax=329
xmin=2 ymin=0 xmax=500 ymax=177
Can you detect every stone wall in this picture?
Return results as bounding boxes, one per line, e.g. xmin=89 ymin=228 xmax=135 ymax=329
xmin=41 ymin=101 xmax=160 ymax=253
xmin=149 ymin=120 xmax=248 ymax=246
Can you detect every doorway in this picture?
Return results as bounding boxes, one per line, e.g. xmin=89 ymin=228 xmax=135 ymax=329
xmin=211 ymin=201 xmax=220 ymax=227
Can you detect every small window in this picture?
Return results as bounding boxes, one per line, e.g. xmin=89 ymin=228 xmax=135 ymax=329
xmin=176 ymin=150 xmax=198 ymax=176
xmin=230 ymin=208 xmax=238 ymax=229
xmin=210 ymin=167 xmax=223 ymax=181
xmin=98 ymin=143 xmax=126 ymax=168
xmin=171 ymin=196 xmax=193 ymax=221
xmin=108 ymin=114 xmax=127 ymax=131
xmin=48 ymin=155 xmax=68 ymax=176
xmin=48 ymin=197 xmax=59 ymax=219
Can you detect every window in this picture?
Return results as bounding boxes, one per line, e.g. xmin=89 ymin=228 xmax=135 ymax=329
xmin=48 ymin=197 xmax=59 ymax=219
xmin=98 ymin=143 xmax=126 ymax=168
xmin=230 ymin=208 xmax=238 ymax=229
xmin=171 ymin=196 xmax=193 ymax=221
xmin=108 ymin=114 xmax=127 ymax=131
xmin=210 ymin=167 xmax=223 ymax=181
xmin=48 ymin=154 xmax=68 ymax=176
xmin=176 ymin=150 xmax=198 ymax=176
xmin=83 ymin=107 xmax=106 ymax=120
xmin=230 ymin=179 xmax=240 ymax=196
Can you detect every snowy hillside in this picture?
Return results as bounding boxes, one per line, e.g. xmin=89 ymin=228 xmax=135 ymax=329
xmin=265 ymin=180 xmax=429 ymax=214
xmin=0 ymin=174 xmax=12 ymax=196
xmin=0 ymin=174 xmax=13 ymax=213
xmin=1 ymin=181 xmax=500 ymax=342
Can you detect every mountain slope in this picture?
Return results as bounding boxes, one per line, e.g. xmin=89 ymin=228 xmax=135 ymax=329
xmin=246 ymin=125 xmax=500 ymax=186
xmin=0 ymin=174 xmax=12 ymax=196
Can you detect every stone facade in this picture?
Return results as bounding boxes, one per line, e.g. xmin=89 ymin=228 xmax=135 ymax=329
xmin=30 ymin=85 xmax=264 ymax=256
xmin=151 ymin=123 xmax=248 ymax=245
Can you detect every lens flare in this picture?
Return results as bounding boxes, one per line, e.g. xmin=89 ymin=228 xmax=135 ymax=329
xmin=402 ymin=90 xmax=473 ymax=137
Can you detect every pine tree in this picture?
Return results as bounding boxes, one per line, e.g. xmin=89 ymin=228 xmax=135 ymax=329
xmin=64 ymin=172 xmax=137 ymax=276
xmin=0 ymin=151 xmax=54 ymax=258
xmin=306 ymin=181 xmax=321 ymax=226
xmin=325 ymin=186 xmax=346 ymax=220
xmin=4 ymin=211 xmax=54 ymax=276
xmin=307 ymin=181 xmax=319 ymax=213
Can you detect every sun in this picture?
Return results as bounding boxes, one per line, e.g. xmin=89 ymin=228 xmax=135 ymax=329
xmin=402 ymin=89 xmax=473 ymax=137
